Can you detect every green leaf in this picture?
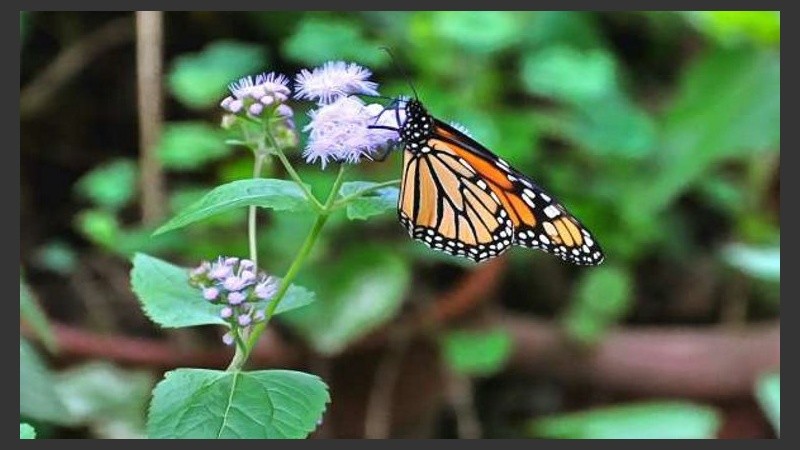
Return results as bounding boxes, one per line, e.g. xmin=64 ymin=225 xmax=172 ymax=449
xmin=755 ymin=372 xmax=779 ymax=435
xmin=441 ymin=329 xmax=512 ymax=376
xmin=33 ymin=240 xmax=77 ymax=275
xmin=521 ymin=46 xmax=618 ymax=104
xmin=20 ymin=275 xmax=57 ymax=353
xmin=74 ymin=159 xmax=138 ymax=210
xmin=522 ymin=12 xmax=605 ymax=50
xmin=433 ymin=11 xmax=523 ymax=53
xmin=283 ymin=247 xmax=410 ymax=355
xmin=75 ymin=209 xmax=120 ymax=248
xmin=338 ymin=181 xmax=399 ymax=220
xmin=527 ymin=401 xmax=722 ymax=439
xmin=55 ymin=362 xmax=154 ymax=438
xmin=131 ymin=253 xmax=314 ymax=328
xmin=564 ymin=266 xmax=633 ymax=344
xmin=283 ymin=18 xmax=385 ymax=67
xmin=688 ymin=11 xmax=780 ymax=47
xmin=154 ymin=179 xmax=311 ymax=235
xmin=167 ymin=41 xmax=267 ymax=109
xmin=625 ymin=48 xmax=780 ymax=218
xmin=722 ymin=244 xmax=780 ymax=282
xmin=157 ymin=122 xmax=231 ymax=170
xmin=20 ymin=338 xmax=73 ymax=425
xmin=555 ymin=97 xmax=657 ymax=158
xmin=147 ymin=369 xmax=329 ymax=438
xmin=168 ymin=185 xmax=243 ymax=228
xmin=20 ymin=423 xmax=36 ymax=439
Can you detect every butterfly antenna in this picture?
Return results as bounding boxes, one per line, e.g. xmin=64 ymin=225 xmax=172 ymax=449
xmin=380 ymin=46 xmax=419 ymax=100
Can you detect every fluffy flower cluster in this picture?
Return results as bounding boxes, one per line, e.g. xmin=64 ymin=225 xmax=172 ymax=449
xmin=221 ymin=72 xmax=294 ymax=119
xmin=303 ymin=97 xmax=399 ymax=168
xmin=294 ymin=61 xmax=379 ymax=105
xmin=189 ymin=256 xmax=279 ymax=345
xmin=295 ymin=62 xmax=403 ymax=168
xmin=220 ymin=61 xmax=406 ymax=168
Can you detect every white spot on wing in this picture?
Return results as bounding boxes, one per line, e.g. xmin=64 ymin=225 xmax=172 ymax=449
xmin=544 ymin=205 xmax=560 ymax=219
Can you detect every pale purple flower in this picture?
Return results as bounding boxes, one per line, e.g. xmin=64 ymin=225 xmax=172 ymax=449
xmin=221 ymin=72 xmax=291 ymax=114
xmin=255 ymin=276 xmax=279 ymax=300
xmin=190 ymin=261 xmax=211 ymax=277
xmin=227 ymin=291 xmax=246 ymax=305
xmin=228 ymin=72 xmax=290 ymax=100
xmin=209 ymin=259 xmax=233 ymax=280
xmin=303 ymin=96 xmax=398 ymax=168
xmin=223 ymin=276 xmax=246 ymax=291
xmin=240 ymin=270 xmax=256 ymax=282
xmin=227 ymin=99 xmax=243 ymax=114
xmin=277 ymin=104 xmax=294 ymax=118
xmin=248 ymin=103 xmax=264 ymax=117
xmin=238 ymin=314 xmax=252 ymax=327
xmin=187 ymin=256 xmax=284 ymax=344
xmin=202 ymin=287 xmax=220 ymax=301
xmin=222 ymin=332 xmax=235 ymax=346
xmin=294 ymin=61 xmax=379 ymax=104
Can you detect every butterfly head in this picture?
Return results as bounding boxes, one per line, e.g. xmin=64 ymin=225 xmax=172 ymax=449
xmin=399 ymin=99 xmax=434 ymax=150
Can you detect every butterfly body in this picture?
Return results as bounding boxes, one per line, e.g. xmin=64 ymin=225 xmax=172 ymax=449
xmin=394 ymin=99 xmax=604 ymax=266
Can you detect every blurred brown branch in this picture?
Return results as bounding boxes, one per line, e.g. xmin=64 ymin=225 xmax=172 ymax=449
xmin=21 ymin=321 xmax=303 ymax=369
xmin=135 ymin=11 xmax=167 ymax=224
xmin=20 ymin=16 xmax=134 ymax=118
xmin=501 ymin=314 xmax=780 ymax=400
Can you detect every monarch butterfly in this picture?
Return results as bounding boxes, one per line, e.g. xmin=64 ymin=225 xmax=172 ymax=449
xmin=371 ymin=97 xmax=604 ymax=266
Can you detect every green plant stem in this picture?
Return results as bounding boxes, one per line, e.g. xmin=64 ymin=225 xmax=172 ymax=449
xmin=248 ymin=153 xmax=266 ymax=268
xmin=331 ymin=178 xmax=401 ymax=210
xmin=227 ymin=165 xmax=346 ymax=371
xmin=271 ymin=142 xmax=324 ymax=213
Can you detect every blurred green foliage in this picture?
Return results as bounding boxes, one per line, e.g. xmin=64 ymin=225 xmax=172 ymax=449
xmin=167 ymin=41 xmax=267 ymax=109
xmin=20 ymin=423 xmax=36 ymax=439
xmin=20 ymin=339 xmax=72 ymax=425
xmin=157 ymin=122 xmax=231 ymax=170
xmin=563 ymin=266 xmax=633 ymax=345
xmin=441 ymin=329 xmax=512 ymax=376
xmin=54 ymin=362 xmax=153 ymax=438
xmin=756 ymin=372 xmax=780 ymax=435
xmin=32 ymin=240 xmax=77 ymax=276
xmin=686 ymin=11 xmax=780 ymax=46
xmin=75 ymin=159 xmax=138 ymax=211
xmin=283 ymin=17 xmax=386 ymax=67
xmin=283 ymin=246 xmax=410 ymax=355
xmin=20 ymin=275 xmax=57 ymax=353
xmin=20 ymin=11 xmax=28 ymax=40
xmin=722 ymin=244 xmax=780 ymax=283
xmin=527 ymin=401 xmax=721 ymax=438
